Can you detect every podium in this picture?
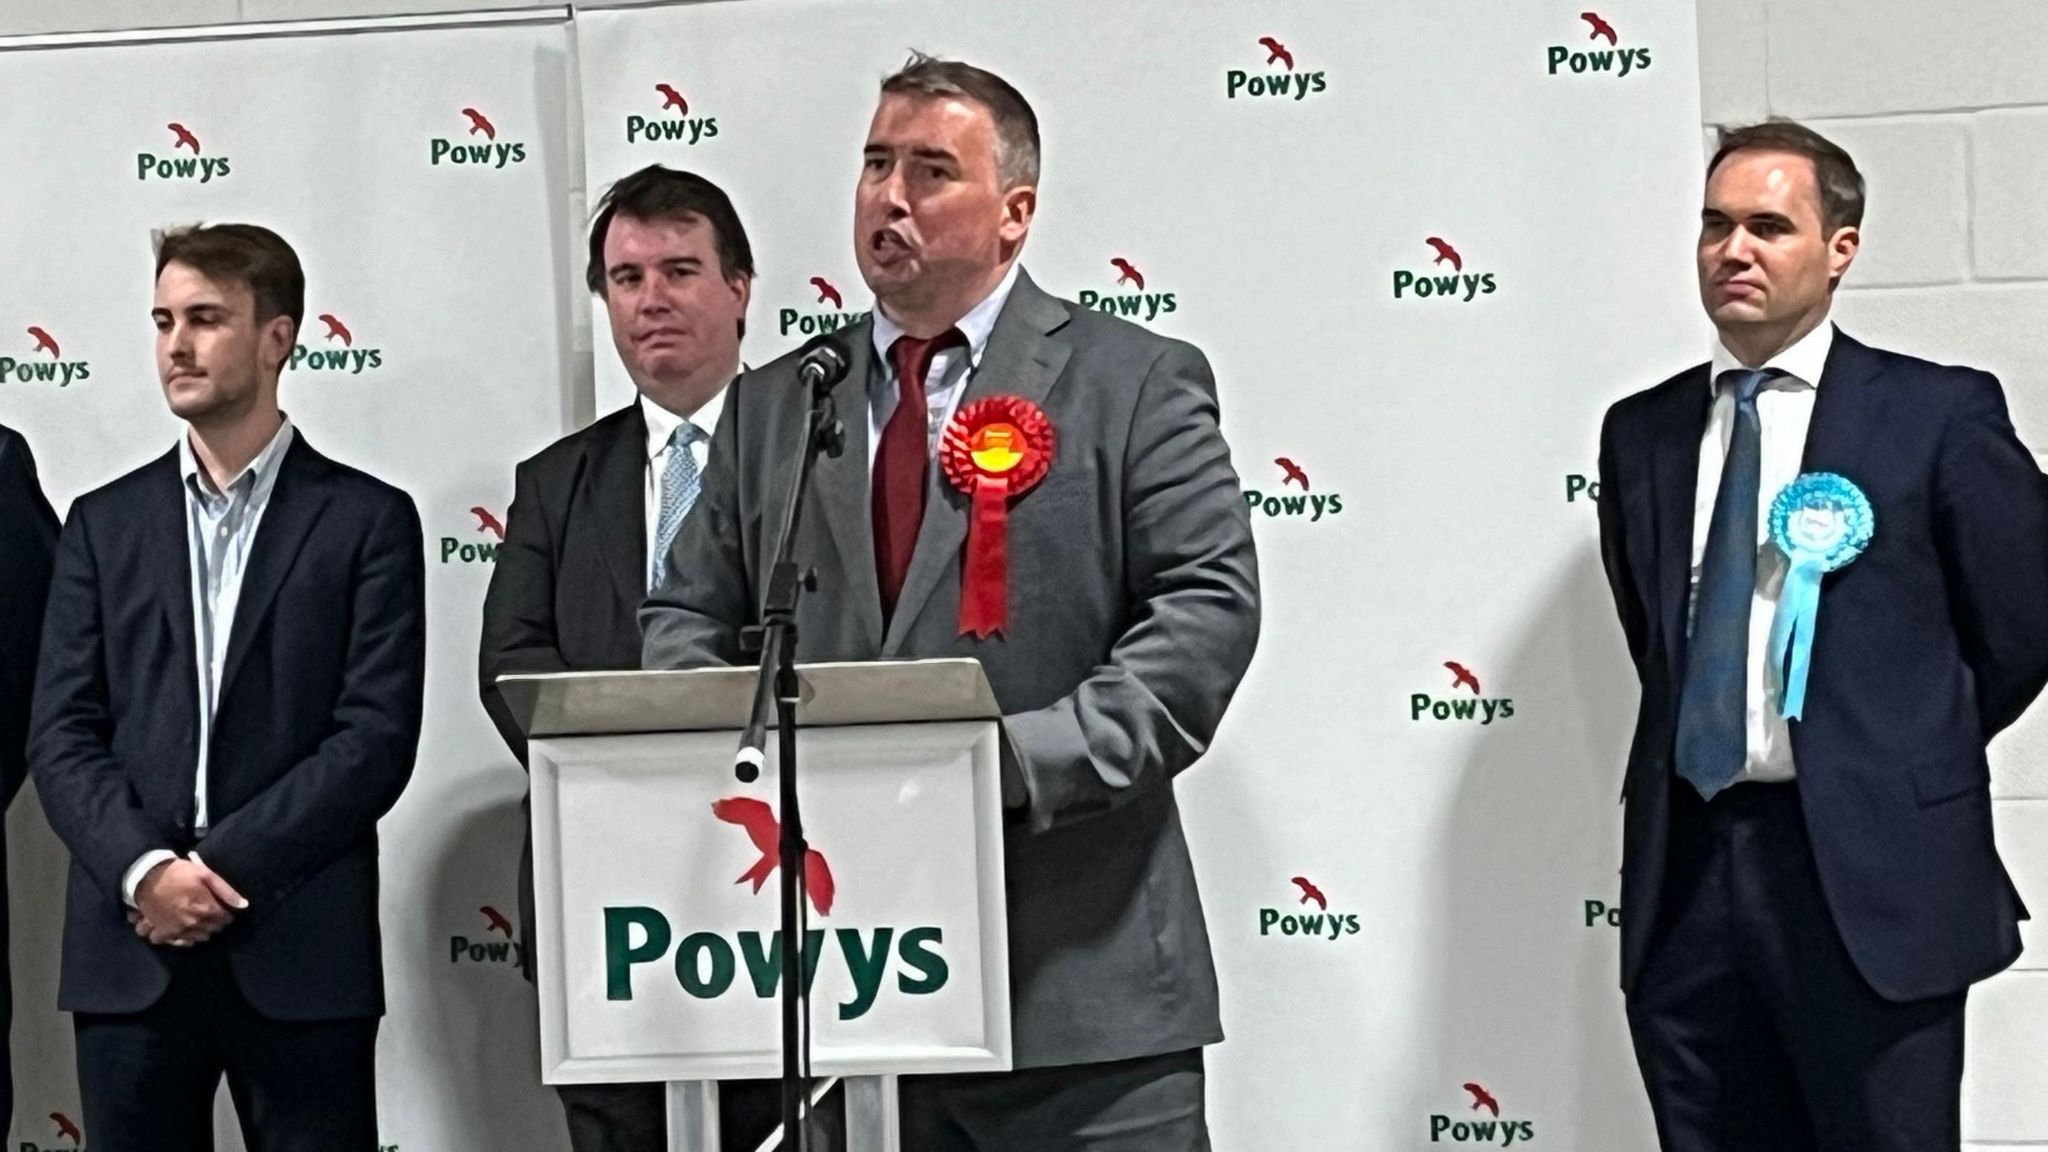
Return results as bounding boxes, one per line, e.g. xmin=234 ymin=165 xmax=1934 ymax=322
xmin=496 ymin=659 xmax=1014 ymax=1152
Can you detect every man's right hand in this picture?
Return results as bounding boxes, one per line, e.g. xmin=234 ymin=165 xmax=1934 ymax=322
xmin=134 ymin=858 xmax=237 ymax=945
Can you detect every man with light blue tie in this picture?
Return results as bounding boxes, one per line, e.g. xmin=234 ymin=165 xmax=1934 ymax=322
xmin=479 ymin=164 xmax=820 ymax=1152
xmin=1598 ymin=120 xmax=2048 ymax=1152
xmin=31 ymin=223 xmax=425 ymax=1151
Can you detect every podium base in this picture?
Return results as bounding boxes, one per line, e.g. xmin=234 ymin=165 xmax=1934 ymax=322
xmin=667 ymin=1076 xmax=894 ymax=1152
xmin=845 ymin=1075 xmax=901 ymax=1152
xmin=666 ymin=1080 xmax=718 ymax=1151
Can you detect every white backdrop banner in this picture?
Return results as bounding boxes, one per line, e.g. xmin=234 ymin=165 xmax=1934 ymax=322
xmin=0 ymin=0 xmax=1709 ymax=1148
xmin=0 ymin=10 xmax=580 ymax=1152
xmin=580 ymin=2 xmax=1703 ymax=1149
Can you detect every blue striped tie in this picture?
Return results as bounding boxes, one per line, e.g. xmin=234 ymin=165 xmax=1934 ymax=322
xmin=649 ymin=422 xmax=706 ymax=594
xmin=1675 ymin=369 xmax=1771 ymax=800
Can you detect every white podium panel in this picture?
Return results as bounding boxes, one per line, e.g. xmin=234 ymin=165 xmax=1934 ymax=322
xmin=528 ymin=708 xmax=1010 ymax=1085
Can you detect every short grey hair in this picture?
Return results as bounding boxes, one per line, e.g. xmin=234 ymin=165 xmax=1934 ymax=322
xmin=881 ymin=53 xmax=1041 ymax=189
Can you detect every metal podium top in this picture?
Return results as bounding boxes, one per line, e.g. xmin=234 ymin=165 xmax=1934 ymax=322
xmin=496 ymin=658 xmax=1000 ymax=739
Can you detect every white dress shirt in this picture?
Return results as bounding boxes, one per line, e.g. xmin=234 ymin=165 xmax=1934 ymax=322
xmin=123 ymin=417 xmax=296 ymax=906
xmin=1690 ymin=319 xmax=1836 ymax=785
xmin=641 ymin=386 xmax=725 ymax=577
xmin=868 ymin=262 xmax=1023 ymax=468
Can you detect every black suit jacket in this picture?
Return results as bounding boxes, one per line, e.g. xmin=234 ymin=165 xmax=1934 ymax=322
xmin=480 ymin=402 xmax=652 ymax=756
xmin=478 ymin=402 xmax=654 ymax=972
xmin=1598 ymin=329 xmax=2048 ymax=1003
xmin=1 ymin=425 xmax=58 ymax=816
xmin=0 ymin=424 xmax=58 ymax=1133
xmin=29 ymin=433 xmax=425 ymax=1019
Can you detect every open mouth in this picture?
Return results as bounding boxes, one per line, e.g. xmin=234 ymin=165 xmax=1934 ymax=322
xmin=869 ymin=229 xmax=913 ymax=263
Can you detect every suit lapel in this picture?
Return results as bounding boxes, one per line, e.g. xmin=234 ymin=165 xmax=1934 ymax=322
xmin=144 ymin=448 xmax=198 ymax=682
xmin=813 ymin=330 xmax=884 ymax=653
xmin=585 ymin=403 xmax=649 ymax=612
xmin=218 ymin=435 xmax=333 ymax=701
xmin=1798 ymin=329 xmax=1887 ymax=478
xmin=1651 ymin=366 xmax=1713 ymax=692
xmin=883 ymin=270 xmax=1073 ymax=656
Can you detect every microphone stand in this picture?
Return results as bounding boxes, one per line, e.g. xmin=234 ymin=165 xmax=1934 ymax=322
xmin=736 ymin=344 xmax=846 ymax=1152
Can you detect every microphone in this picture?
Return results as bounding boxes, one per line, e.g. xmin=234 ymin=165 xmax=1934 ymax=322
xmin=796 ymin=337 xmax=850 ymax=393
xmin=733 ymin=614 xmax=770 ymax=774
xmin=733 ymin=664 xmax=770 ymax=778
xmin=734 ymin=339 xmax=846 ymax=783
xmin=737 ymin=717 xmax=770 ymax=778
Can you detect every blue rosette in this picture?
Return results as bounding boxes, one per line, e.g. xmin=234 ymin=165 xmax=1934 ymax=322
xmin=1766 ymin=472 xmax=1875 ymax=720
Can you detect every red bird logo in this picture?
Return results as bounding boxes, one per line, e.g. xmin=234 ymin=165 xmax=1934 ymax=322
xmin=655 ymin=83 xmax=689 ymax=114
xmin=481 ymin=905 xmax=514 ymax=937
xmin=1275 ymin=457 xmax=1310 ymax=490
xmin=318 ymin=313 xmax=352 ymax=346
xmin=51 ymin=1113 xmax=83 ymax=1144
xmin=462 ymin=107 xmax=497 ymax=140
xmin=471 ymin=506 xmax=506 ymax=539
xmin=1110 ymin=258 xmax=1146 ymax=290
xmin=1291 ymin=876 xmax=1328 ymax=910
xmin=27 ymin=326 xmax=60 ymax=358
xmin=712 ymin=796 xmax=836 ymax=916
xmin=1259 ymin=36 xmax=1295 ymax=70
xmin=1445 ymin=662 xmax=1482 ymax=695
xmin=1426 ymin=237 xmax=1463 ymax=272
xmin=1464 ymin=1083 xmax=1501 ymax=1117
xmin=167 ymin=122 xmax=201 ymax=154
xmin=1581 ymin=12 xmax=1619 ymax=45
xmin=811 ymin=276 xmax=843 ymax=309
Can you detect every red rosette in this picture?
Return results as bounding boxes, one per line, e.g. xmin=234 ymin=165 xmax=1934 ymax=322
xmin=940 ymin=396 xmax=1055 ymax=639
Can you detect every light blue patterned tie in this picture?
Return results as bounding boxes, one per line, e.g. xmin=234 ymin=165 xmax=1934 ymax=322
xmin=1675 ymin=369 xmax=1772 ymax=800
xmin=649 ymin=422 xmax=706 ymax=594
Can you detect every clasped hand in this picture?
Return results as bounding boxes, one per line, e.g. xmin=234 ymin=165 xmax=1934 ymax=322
xmin=128 ymin=856 xmax=249 ymax=947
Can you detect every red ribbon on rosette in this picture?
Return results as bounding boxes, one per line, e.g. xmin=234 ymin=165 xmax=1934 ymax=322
xmin=940 ymin=396 xmax=1055 ymax=639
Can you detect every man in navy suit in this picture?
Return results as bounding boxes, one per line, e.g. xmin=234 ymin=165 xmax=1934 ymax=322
xmin=0 ymin=424 xmax=60 ymax=1136
xmin=29 ymin=223 xmax=425 ymax=1152
xmin=1598 ymin=120 xmax=2048 ymax=1151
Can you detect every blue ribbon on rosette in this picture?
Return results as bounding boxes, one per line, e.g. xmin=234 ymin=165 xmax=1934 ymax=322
xmin=1766 ymin=472 xmax=1874 ymax=720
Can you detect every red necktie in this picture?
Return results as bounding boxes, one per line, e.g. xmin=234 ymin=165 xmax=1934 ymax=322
xmin=873 ymin=329 xmax=964 ymax=621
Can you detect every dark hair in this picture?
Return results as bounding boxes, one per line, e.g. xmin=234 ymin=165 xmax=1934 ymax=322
xmin=881 ymin=53 xmax=1040 ymax=188
xmin=585 ymin=164 xmax=755 ymax=295
xmin=154 ymin=223 xmax=305 ymax=340
xmin=1709 ymin=120 xmax=1865 ymax=233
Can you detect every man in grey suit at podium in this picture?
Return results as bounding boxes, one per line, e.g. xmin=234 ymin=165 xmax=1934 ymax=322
xmin=641 ymin=54 xmax=1261 ymax=1151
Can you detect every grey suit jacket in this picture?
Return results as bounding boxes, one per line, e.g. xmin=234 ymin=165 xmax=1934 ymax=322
xmin=641 ymin=269 xmax=1260 ymax=1069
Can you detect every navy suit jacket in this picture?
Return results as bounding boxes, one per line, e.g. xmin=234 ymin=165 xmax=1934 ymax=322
xmin=1598 ymin=329 xmax=2048 ymax=1003
xmin=29 ymin=433 xmax=425 ymax=1020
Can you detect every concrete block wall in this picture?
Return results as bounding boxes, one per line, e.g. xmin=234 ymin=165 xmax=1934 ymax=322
xmin=1699 ymin=0 xmax=2048 ymax=1145
xmin=2 ymin=0 xmax=2043 ymax=1144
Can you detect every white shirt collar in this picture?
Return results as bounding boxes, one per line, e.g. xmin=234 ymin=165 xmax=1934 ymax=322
xmin=179 ymin=415 xmax=295 ymax=498
xmin=641 ymin=382 xmax=728 ymax=461
xmin=871 ymin=262 xmax=1023 ymax=370
xmin=1709 ymin=316 xmax=1836 ymax=392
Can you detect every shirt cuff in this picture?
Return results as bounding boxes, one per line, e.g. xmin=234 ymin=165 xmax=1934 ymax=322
xmin=122 ymin=850 xmax=179 ymax=908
